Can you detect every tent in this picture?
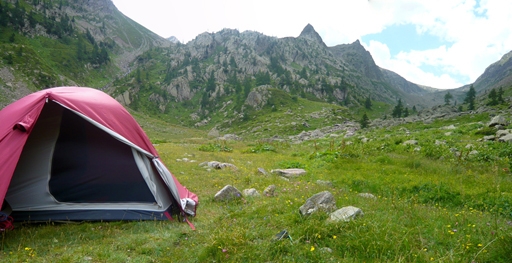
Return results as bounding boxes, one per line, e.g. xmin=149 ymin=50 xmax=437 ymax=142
xmin=0 ymin=87 xmax=197 ymax=222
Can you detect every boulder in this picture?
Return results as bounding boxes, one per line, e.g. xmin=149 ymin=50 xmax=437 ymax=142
xmin=208 ymin=127 xmax=220 ymax=138
xmin=496 ymin=129 xmax=511 ymax=138
xmin=214 ymin=185 xmax=242 ymax=201
xmin=271 ymin=168 xmax=307 ymax=178
xmin=403 ymin=140 xmax=418 ymax=145
xmin=329 ymin=206 xmax=364 ymax=222
xmin=199 ymin=161 xmax=237 ymax=170
xmin=498 ymin=134 xmax=512 ymax=143
xmin=489 ymin=115 xmax=508 ymax=127
xmin=243 ymin=188 xmax=260 ymax=197
xmin=299 ymin=191 xmax=336 ymax=216
xmin=257 ymin=168 xmax=268 ymax=175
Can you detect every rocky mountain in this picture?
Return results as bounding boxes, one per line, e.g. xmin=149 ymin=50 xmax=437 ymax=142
xmin=109 ymin=23 xmax=444 ymax=128
xmin=2 ymin=0 xmax=512 ymax=132
xmin=167 ymin=36 xmax=180 ymax=44
xmin=472 ymin=50 xmax=512 ymax=93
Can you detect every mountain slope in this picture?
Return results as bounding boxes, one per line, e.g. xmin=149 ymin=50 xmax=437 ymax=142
xmin=0 ymin=0 xmax=169 ymax=107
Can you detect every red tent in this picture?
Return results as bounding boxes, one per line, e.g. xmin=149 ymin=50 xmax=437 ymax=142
xmin=0 ymin=87 xmax=197 ymax=221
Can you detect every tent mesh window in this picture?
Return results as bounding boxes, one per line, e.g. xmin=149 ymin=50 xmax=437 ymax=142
xmin=49 ymin=107 xmax=155 ymax=203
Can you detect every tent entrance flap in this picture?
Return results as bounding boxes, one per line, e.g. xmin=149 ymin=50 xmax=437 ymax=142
xmin=49 ymin=108 xmax=156 ymax=203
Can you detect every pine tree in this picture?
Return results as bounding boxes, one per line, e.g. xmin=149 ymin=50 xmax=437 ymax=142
xmin=487 ymin=88 xmax=498 ymax=106
xmin=464 ymin=85 xmax=476 ymax=110
xmin=360 ymin=113 xmax=370 ymax=129
xmin=392 ymin=99 xmax=403 ymax=118
xmin=444 ymin=92 xmax=453 ymax=105
xmin=364 ymin=97 xmax=372 ymax=110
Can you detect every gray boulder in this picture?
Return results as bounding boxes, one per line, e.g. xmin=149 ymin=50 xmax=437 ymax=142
xmin=214 ymin=185 xmax=242 ymax=201
xmin=200 ymin=161 xmax=238 ymax=170
xmin=403 ymin=140 xmax=418 ymax=145
xmin=498 ymin=134 xmax=512 ymax=143
xmin=489 ymin=115 xmax=508 ymax=127
xmin=271 ymin=168 xmax=307 ymax=178
xmin=257 ymin=167 xmax=268 ymax=175
xmin=243 ymin=188 xmax=260 ymax=197
xmin=329 ymin=206 xmax=364 ymax=222
xmin=299 ymin=191 xmax=336 ymax=216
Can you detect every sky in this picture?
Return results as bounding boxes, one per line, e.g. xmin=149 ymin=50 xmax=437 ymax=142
xmin=111 ymin=0 xmax=512 ymax=90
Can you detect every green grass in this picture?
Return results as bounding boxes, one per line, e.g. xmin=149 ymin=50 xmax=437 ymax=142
xmin=2 ymin=113 xmax=512 ymax=262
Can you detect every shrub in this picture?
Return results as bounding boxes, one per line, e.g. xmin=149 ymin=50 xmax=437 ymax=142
xmin=198 ymin=143 xmax=233 ymax=152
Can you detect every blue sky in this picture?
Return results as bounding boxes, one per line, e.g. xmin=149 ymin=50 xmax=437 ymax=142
xmin=112 ymin=0 xmax=512 ymax=90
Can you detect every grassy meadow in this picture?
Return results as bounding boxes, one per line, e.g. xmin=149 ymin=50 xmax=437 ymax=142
xmin=2 ymin=112 xmax=512 ymax=262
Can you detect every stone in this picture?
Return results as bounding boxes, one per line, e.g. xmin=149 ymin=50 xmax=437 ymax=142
xmin=441 ymin=124 xmax=456 ymax=130
xmin=483 ymin=135 xmax=496 ymax=141
xmin=208 ymin=127 xmax=220 ymax=138
xmin=320 ymin=247 xmax=333 ymax=253
xmin=263 ymin=185 xmax=276 ymax=197
xmin=435 ymin=140 xmax=446 ymax=145
xmin=243 ymin=188 xmax=260 ymax=197
xmin=271 ymin=168 xmax=307 ymax=178
xmin=200 ymin=161 xmax=237 ymax=170
xmin=489 ymin=115 xmax=508 ymax=127
xmin=299 ymin=191 xmax=336 ymax=216
xmin=496 ymin=129 xmax=511 ymax=138
xmin=214 ymin=185 xmax=242 ymax=201
xmin=498 ymin=134 xmax=512 ymax=143
xmin=329 ymin=206 xmax=364 ymax=222
xmin=257 ymin=167 xmax=268 ymax=175
xmin=403 ymin=140 xmax=418 ymax=145
xmin=357 ymin=193 xmax=377 ymax=199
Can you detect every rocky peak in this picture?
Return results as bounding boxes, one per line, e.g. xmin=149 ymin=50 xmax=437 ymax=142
xmin=167 ymin=36 xmax=180 ymax=44
xmin=298 ymin=24 xmax=326 ymax=47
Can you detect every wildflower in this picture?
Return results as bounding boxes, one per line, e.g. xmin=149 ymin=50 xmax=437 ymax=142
xmin=478 ymin=244 xmax=483 ymax=247
xmin=333 ymin=235 xmax=337 ymax=239
xmin=310 ymin=246 xmax=315 ymax=252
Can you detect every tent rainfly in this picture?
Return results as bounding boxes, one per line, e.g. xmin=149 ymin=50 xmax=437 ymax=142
xmin=0 ymin=87 xmax=197 ymax=223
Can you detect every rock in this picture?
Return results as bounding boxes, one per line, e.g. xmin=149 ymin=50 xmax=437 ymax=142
xmin=498 ymin=134 xmax=512 ymax=143
xmin=214 ymin=185 xmax=242 ymax=201
xmin=489 ymin=115 xmax=508 ymax=127
xmin=271 ymin=168 xmax=307 ymax=178
xmin=465 ymin=144 xmax=474 ymax=149
xmin=469 ymin=150 xmax=479 ymax=155
xmin=243 ymin=188 xmax=260 ymax=197
xmin=316 ymin=180 xmax=333 ymax=187
xmin=483 ymin=135 xmax=496 ymax=141
xmin=219 ymin=134 xmax=241 ymax=141
xmin=441 ymin=124 xmax=456 ymax=130
xmin=403 ymin=140 xmax=418 ymax=145
xmin=257 ymin=168 xmax=268 ymax=175
xmin=357 ymin=193 xmax=377 ymax=199
xmin=435 ymin=140 xmax=446 ymax=145
xmin=208 ymin=127 xmax=220 ymax=138
xmin=496 ymin=129 xmax=511 ymax=138
xmin=303 ymin=122 xmax=310 ymax=128
xmin=299 ymin=191 xmax=336 ymax=216
xmin=320 ymin=247 xmax=333 ymax=253
xmin=200 ymin=161 xmax=238 ymax=170
xmin=329 ymin=206 xmax=364 ymax=222
xmin=263 ymin=185 xmax=276 ymax=197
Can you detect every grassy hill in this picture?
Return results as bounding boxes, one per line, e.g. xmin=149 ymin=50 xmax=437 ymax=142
xmin=3 ymin=111 xmax=512 ymax=262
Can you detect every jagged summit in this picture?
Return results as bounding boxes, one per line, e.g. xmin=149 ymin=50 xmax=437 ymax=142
xmin=167 ymin=36 xmax=180 ymax=44
xmin=298 ymin=24 xmax=326 ymax=47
